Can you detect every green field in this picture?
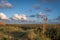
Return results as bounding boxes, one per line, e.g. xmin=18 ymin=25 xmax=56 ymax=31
xmin=0 ymin=24 xmax=60 ymax=40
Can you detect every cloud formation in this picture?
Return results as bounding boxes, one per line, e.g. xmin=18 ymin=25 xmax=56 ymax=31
xmin=40 ymin=0 xmax=53 ymax=3
xmin=11 ymin=14 xmax=27 ymax=20
xmin=54 ymin=16 xmax=60 ymax=21
xmin=0 ymin=12 xmax=27 ymax=20
xmin=37 ymin=12 xmax=46 ymax=18
xmin=32 ymin=4 xmax=40 ymax=10
xmin=0 ymin=12 xmax=8 ymax=19
xmin=44 ymin=8 xmax=52 ymax=12
xmin=0 ymin=0 xmax=12 ymax=8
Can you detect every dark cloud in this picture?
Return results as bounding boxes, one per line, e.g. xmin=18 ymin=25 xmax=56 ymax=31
xmin=29 ymin=9 xmax=32 ymax=12
xmin=29 ymin=15 xmax=36 ymax=17
xmin=55 ymin=16 xmax=60 ymax=21
xmin=32 ymin=4 xmax=40 ymax=10
xmin=40 ymin=0 xmax=53 ymax=3
xmin=44 ymin=8 xmax=52 ymax=12
xmin=43 ymin=17 xmax=48 ymax=21
xmin=0 ymin=0 xmax=12 ymax=8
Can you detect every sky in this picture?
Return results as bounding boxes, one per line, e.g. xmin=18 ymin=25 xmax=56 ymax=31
xmin=0 ymin=0 xmax=60 ymax=21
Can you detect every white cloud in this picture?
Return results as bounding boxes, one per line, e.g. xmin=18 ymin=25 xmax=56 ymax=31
xmin=0 ymin=13 xmax=27 ymax=20
xmin=11 ymin=14 xmax=27 ymax=20
xmin=0 ymin=12 xmax=8 ymax=19
xmin=19 ymin=14 xmax=27 ymax=20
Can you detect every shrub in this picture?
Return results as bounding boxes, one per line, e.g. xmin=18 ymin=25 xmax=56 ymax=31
xmin=1 ymin=37 xmax=8 ymax=40
xmin=45 ymin=27 xmax=57 ymax=40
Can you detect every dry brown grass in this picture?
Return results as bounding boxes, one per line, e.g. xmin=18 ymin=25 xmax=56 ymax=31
xmin=0 ymin=22 xmax=6 ymax=26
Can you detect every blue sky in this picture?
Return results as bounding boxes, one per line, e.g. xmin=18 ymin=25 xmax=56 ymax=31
xmin=0 ymin=0 xmax=60 ymax=20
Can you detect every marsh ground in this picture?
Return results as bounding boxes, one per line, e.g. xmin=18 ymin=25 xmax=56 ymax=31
xmin=0 ymin=24 xmax=60 ymax=40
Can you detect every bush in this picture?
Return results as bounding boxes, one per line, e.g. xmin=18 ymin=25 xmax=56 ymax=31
xmin=45 ymin=27 xmax=57 ymax=40
xmin=1 ymin=37 xmax=8 ymax=40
